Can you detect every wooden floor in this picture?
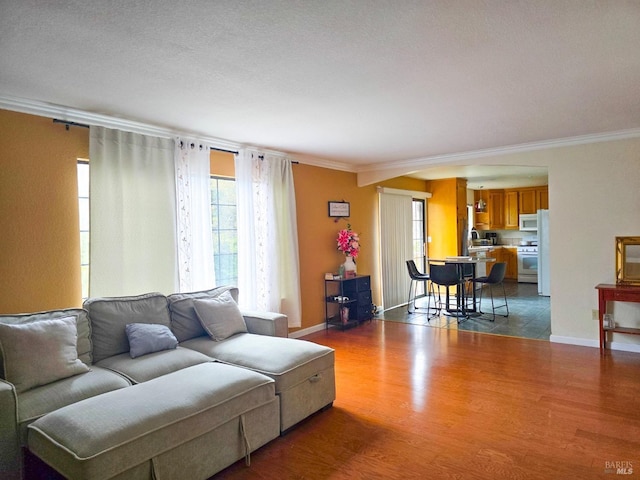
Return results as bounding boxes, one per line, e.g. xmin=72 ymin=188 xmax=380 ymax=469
xmin=214 ymin=320 xmax=640 ymax=479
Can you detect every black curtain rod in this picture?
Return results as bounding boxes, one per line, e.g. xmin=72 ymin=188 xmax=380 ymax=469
xmin=52 ymin=119 xmax=296 ymax=163
xmin=251 ymin=152 xmax=298 ymax=164
xmin=210 ymin=146 xmax=239 ymax=155
xmin=53 ymin=119 xmax=89 ymax=130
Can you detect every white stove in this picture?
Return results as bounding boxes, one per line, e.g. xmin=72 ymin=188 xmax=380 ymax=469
xmin=517 ymin=245 xmax=538 ymax=283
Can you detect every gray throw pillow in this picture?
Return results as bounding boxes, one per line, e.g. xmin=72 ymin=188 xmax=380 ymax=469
xmin=0 ymin=316 xmax=90 ymax=392
xmin=125 ymin=323 xmax=179 ymax=358
xmin=193 ymin=291 xmax=247 ymax=341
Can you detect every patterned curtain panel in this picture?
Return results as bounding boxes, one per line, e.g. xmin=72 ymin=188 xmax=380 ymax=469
xmin=235 ymin=150 xmax=302 ymax=328
xmin=174 ymin=138 xmax=215 ymax=292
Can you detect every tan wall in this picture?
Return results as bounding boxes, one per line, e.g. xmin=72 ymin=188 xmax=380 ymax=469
xmin=0 ymin=109 xmax=431 ymax=334
xmin=0 ymin=109 xmax=89 ymax=312
xmin=210 ymin=149 xmax=235 ymax=177
xmin=291 ymin=166 xmax=428 ymax=331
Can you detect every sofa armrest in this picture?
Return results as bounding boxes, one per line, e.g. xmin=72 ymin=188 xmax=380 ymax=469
xmin=0 ymin=379 xmax=20 ymax=479
xmin=241 ymin=311 xmax=288 ymax=338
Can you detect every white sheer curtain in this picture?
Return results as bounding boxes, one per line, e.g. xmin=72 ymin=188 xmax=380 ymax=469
xmin=379 ymin=192 xmax=413 ymax=310
xmin=235 ymin=150 xmax=301 ymax=327
xmin=89 ymin=127 xmax=178 ymax=296
xmin=174 ymin=138 xmax=215 ymax=292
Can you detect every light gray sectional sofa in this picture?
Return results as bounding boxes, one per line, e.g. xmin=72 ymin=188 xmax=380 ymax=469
xmin=0 ymin=286 xmax=336 ymax=480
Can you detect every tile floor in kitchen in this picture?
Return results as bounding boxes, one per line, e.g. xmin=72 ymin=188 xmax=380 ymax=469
xmin=380 ymin=281 xmax=551 ymax=340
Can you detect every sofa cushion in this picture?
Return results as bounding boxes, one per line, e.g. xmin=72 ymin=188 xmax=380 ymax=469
xmin=125 ymin=323 xmax=178 ymax=358
xmin=95 ymin=346 xmax=212 ymax=383
xmin=193 ymin=292 xmax=247 ymax=341
xmin=181 ymin=333 xmax=335 ymax=393
xmin=167 ymin=286 xmax=239 ymax=342
xmin=0 ymin=317 xmax=90 ymax=393
xmin=17 ymin=366 xmax=131 ymax=445
xmin=0 ymin=308 xmax=92 ymax=377
xmin=84 ymin=292 xmax=171 ymax=363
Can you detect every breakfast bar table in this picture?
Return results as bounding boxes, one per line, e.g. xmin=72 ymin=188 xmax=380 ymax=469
xmin=429 ymin=256 xmax=496 ymax=318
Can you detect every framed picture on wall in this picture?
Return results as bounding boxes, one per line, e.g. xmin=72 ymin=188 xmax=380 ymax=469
xmin=328 ymin=201 xmax=350 ymax=218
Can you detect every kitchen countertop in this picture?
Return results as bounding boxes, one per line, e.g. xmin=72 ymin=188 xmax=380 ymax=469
xmin=468 ymin=245 xmax=518 ymax=252
xmin=468 ymin=246 xmax=495 ymax=252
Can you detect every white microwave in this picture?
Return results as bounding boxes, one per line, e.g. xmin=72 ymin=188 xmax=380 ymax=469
xmin=519 ymin=213 xmax=538 ymax=231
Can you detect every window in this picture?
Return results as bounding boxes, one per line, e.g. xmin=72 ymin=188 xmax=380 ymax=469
xmin=210 ymin=176 xmax=237 ymax=286
xmin=77 ymin=167 xmax=238 ymax=295
xmin=412 ymin=199 xmax=426 ymax=295
xmin=77 ymin=161 xmax=90 ymax=299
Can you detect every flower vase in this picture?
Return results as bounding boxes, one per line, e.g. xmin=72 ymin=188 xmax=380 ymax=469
xmin=343 ymin=255 xmax=357 ymax=278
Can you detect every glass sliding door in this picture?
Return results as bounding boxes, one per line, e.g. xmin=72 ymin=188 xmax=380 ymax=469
xmin=412 ymin=199 xmax=426 ymax=295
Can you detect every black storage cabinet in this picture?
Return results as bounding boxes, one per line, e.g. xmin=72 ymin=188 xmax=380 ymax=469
xmin=324 ymin=275 xmax=373 ymax=329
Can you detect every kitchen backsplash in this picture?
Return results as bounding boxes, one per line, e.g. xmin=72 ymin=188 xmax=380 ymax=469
xmin=485 ymin=230 xmax=532 ymax=245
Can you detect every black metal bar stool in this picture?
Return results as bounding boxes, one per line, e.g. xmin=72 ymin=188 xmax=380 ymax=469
xmin=405 ymin=260 xmax=435 ymax=314
xmin=429 ymin=262 xmax=466 ymax=320
xmin=473 ymin=262 xmax=509 ymax=321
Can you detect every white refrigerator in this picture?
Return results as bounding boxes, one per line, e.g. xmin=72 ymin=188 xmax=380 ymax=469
xmin=537 ymin=209 xmax=550 ymax=296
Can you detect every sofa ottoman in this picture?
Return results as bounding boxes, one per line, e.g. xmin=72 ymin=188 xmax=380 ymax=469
xmin=182 ymin=334 xmax=335 ymax=432
xmin=27 ymin=362 xmax=280 ymax=480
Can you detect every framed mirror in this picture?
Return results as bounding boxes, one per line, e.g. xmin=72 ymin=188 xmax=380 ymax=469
xmin=616 ymin=236 xmax=640 ymax=285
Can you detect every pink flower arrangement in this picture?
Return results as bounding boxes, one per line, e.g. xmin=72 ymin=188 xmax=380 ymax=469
xmin=337 ymin=225 xmax=360 ymax=258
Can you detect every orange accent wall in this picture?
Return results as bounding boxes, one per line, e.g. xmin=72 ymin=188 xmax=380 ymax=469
xmin=425 ymin=178 xmax=459 ymax=260
xmin=0 ymin=108 xmax=432 ymax=332
xmin=0 ymin=109 xmax=89 ymax=313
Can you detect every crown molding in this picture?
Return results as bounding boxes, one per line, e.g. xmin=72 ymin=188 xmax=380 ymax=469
xmin=0 ymin=94 xmax=241 ymax=152
xmin=4 ymin=94 xmax=639 ymax=175
xmin=357 ymin=128 xmax=640 ymax=174
xmin=376 ymin=186 xmax=431 ymax=199
xmin=0 ymin=94 xmax=360 ymax=169
xmin=287 ymin=153 xmax=357 ymax=172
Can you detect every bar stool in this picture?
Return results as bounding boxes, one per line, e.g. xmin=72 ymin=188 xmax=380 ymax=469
xmin=473 ymin=262 xmax=509 ymax=321
xmin=405 ymin=260 xmax=435 ymax=314
xmin=429 ymin=263 xmax=465 ymax=319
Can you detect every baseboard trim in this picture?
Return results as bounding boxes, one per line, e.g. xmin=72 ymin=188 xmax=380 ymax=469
xmin=549 ymin=335 xmax=598 ymax=348
xmin=289 ymin=322 xmax=326 ymax=339
xmin=550 ymin=335 xmax=640 ymax=353
xmin=608 ymin=341 xmax=640 ymax=353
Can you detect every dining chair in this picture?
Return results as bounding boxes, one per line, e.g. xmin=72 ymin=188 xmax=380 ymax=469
xmin=405 ymin=260 xmax=434 ymax=314
xmin=473 ymin=262 xmax=509 ymax=321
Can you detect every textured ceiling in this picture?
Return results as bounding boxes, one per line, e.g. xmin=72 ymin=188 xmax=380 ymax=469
xmin=1 ymin=1 xmax=639 ymax=183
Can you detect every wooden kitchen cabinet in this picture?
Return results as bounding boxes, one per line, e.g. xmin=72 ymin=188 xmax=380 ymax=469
xmin=486 ymin=248 xmax=500 ymax=276
xmin=474 ymin=189 xmax=504 ymax=230
xmin=519 ymin=186 xmax=548 ymax=214
xmin=536 ymin=187 xmax=549 ymax=210
xmin=486 ymin=247 xmax=517 ymax=280
xmin=518 ymin=189 xmax=537 ymax=214
xmin=502 ymin=247 xmax=518 ymax=279
xmin=489 ymin=191 xmax=504 ymax=230
xmin=474 ymin=190 xmax=490 ymax=230
xmin=504 ymin=190 xmax=519 ymax=229
xmin=475 ymin=185 xmax=547 ymax=231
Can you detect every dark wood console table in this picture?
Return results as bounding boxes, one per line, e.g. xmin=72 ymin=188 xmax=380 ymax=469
xmin=595 ymin=283 xmax=640 ymax=352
